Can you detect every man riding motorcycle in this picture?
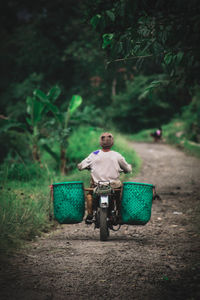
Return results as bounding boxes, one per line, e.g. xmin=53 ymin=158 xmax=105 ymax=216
xmin=77 ymin=132 xmax=132 ymax=224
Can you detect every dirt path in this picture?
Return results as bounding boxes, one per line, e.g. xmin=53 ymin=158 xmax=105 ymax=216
xmin=1 ymin=142 xmax=200 ymax=300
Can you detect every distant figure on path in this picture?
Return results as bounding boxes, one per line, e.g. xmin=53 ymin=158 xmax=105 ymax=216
xmin=150 ymin=127 xmax=162 ymax=142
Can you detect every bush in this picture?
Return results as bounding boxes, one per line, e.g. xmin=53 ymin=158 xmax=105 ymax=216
xmin=0 ymin=130 xmax=31 ymax=164
xmin=0 ymin=161 xmax=45 ymax=182
xmin=129 ymin=128 xmax=155 ymax=142
xmin=67 ymin=126 xmax=102 ymax=166
xmin=109 ymin=75 xmax=190 ymax=133
xmin=182 ymin=87 xmax=200 ymax=142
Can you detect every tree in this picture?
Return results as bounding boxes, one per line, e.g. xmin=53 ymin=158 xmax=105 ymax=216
xmin=87 ymin=0 xmax=200 ymax=90
xmin=26 ymin=85 xmax=61 ymax=164
xmin=0 ymin=0 xmax=108 ymax=119
xmin=34 ymin=87 xmax=82 ymax=174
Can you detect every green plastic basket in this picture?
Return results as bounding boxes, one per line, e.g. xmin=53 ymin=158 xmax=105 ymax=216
xmin=52 ymin=181 xmax=85 ymax=224
xmin=121 ymin=182 xmax=153 ymax=225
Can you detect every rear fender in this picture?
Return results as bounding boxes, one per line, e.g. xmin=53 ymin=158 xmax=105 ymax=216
xmin=100 ymin=195 xmax=109 ymax=208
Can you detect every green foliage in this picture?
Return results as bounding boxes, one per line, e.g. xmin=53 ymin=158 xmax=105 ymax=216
xmin=69 ymin=95 xmax=83 ymax=116
xmin=90 ymin=14 xmax=102 ymax=28
xmin=67 ymin=126 xmax=102 ymax=166
xmin=164 ymin=120 xmax=200 ymax=158
xmin=108 ymin=74 xmax=183 ymax=132
xmin=24 ymin=86 xmax=83 ymax=171
xmin=0 ymin=130 xmax=31 ymax=164
xmin=102 ymin=33 xmax=114 ymax=49
xmin=87 ymin=0 xmax=200 ymax=88
xmin=0 ymin=183 xmax=51 ymax=253
xmin=1 ymin=73 xmax=44 ymax=120
xmin=0 ymin=85 xmax=84 ymax=171
xmin=0 ymin=162 xmax=44 ymax=182
xmin=112 ymin=132 xmax=141 ymax=179
xmin=129 ymin=129 xmax=153 ymax=142
xmin=33 ymin=86 xmax=60 ymax=114
xmin=181 ymin=87 xmax=200 ymax=142
xmin=182 ymin=141 xmax=200 ymax=159
xmin=0 ymin=1 xmax=107 ymax=123
xmin=26 ymin=96 xmax=45 ymax=126
xmin=34 ymin=86 xmax=83 ymax=139
xmin=72 ymin=105 xmax=104 ymax=127
xmin=25 ymin=88 xmax=61 ymax=162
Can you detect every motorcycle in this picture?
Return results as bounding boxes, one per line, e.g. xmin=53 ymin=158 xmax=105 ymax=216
xmin=85 ymin=181 xmax=121 ymax=241
xmin=51 ymin=180 xmax=154 ymax=242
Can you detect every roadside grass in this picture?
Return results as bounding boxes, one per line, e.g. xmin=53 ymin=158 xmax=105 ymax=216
xmin=128 ymin=128 xmax=154 ymax=142
xmin=0 ymin=126 xmax=140 ymax=254
xmin=0 ymin=180 xmax=52 ymax=254
xmin=129 ymin=119 xmax=200 ymax=159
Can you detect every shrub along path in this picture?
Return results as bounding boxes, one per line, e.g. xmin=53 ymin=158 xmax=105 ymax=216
xmin=0 ymin=142 xmax=200 ymax=299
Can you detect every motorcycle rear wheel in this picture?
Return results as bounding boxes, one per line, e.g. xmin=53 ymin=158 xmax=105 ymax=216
xmin=100 ymin=207 xmax=109 ymax=241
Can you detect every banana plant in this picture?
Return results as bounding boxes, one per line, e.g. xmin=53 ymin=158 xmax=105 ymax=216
xmin=26 ymin=86 xmax=60 ymax=163
xmin=56 ymin=94 xmax=83 ymax=174
xmin=34 ymin=87 xmax=82 ymax=174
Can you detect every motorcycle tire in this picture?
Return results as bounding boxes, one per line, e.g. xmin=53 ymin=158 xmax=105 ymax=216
xmin=100 ymin=207 xmax=109 ymax=241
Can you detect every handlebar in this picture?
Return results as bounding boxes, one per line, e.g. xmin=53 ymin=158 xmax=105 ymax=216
xmin=84 ymin=188 xmax=121 ymax=192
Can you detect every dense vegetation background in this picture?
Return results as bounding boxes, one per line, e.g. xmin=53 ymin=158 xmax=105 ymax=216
xmin=0 ymin=0 xmax=200 ymax=252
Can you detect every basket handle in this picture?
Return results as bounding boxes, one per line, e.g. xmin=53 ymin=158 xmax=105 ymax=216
xmin=49 ymin=185 xmax=54 ymax=221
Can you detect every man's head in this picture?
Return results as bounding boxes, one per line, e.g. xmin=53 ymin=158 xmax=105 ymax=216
xmin=100 ymin=132 xmax=114 ymax=149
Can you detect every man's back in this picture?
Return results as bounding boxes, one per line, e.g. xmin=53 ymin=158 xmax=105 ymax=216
xmin=78 ymin=149 xmax=132 ymax=187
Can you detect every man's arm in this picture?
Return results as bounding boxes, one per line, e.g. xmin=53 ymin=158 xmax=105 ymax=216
xmin=118 ymin=155 xmax=132 ymax=174
xmin=77 ymin=154 xmax=92 ymax=171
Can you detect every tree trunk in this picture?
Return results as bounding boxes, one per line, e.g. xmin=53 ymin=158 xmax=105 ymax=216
xmin=60 ymin=147 xmax=67 ymax=175
xmin=112 ymin=78 xmax=117 ymax=100
xmin=32 ymin=144 xmax=42 ymax=166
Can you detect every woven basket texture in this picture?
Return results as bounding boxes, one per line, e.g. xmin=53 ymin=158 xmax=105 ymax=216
xmin=121 ymin=182 xmax=153 ymax=225
xmin=53 ymin=181 xmax=85 ymax=224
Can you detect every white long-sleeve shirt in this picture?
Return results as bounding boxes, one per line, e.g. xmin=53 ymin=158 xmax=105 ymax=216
xmin=78 ymin=149 xmax=132 ymax=187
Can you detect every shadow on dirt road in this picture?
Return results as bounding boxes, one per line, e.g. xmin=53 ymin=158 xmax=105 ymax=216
xmin=0 ymin=142 xmax=200 ymax=300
